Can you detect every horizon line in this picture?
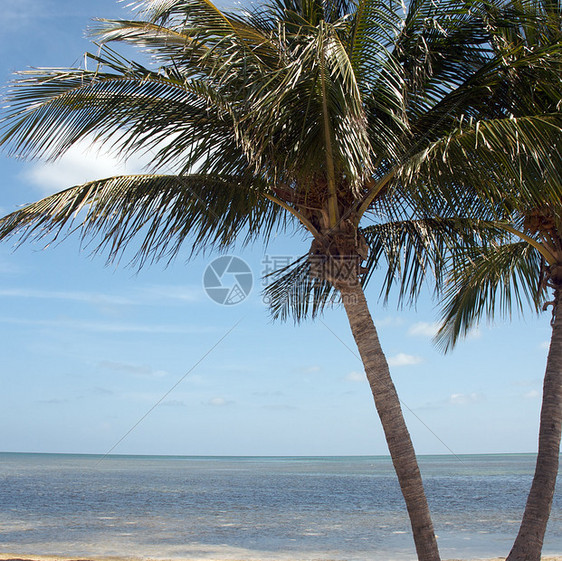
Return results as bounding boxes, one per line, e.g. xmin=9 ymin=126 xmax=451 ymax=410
xmin=0 ymin=450 xmax=543 ymax=458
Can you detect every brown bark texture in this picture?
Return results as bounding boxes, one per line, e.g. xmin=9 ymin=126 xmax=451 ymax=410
xmin=337 ymin=276 xmax=441 ymax=561
xmin=507 ymin=290 xmax=562 ymax=561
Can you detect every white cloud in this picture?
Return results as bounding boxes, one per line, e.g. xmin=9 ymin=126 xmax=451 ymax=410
xmin=161 ymin=399 xmax=186 ymax=407
xmin=21 ymin=138 xmax=149 ymax=196
xmin=253 ymin=390 xmax=284 ymax=397
xmin=206 ymin=397 xmax=233 ymax=407
xmin=141 ymin=285 xmax=202 ymax=303
xmin=373 ymin=316 xmax=405 ymax=327
xmin=262 ymin=404 xmax=298 ymax=411
xmin=0 ymin=316 xmax=212 ymax=335
xmin=449 ymin=392 xmax=484 ymax=405
xmin=408 ymin=322 xmax=440 ymax=338
xmin=540 ymin=341 xmax=550 ymax=350
xmin=0 ymin=287 xmax=134 ymax=305
xmin=415 ymin=391 xmax=485 ymax=410
xmin=303 ymin=365 xmax=321 ymax=373
xmin=91 ymin=387 xmax=114 ymax=396
xmin=345 ymin=371 xmax=365 ymax=382
xmin=36 ymin=397 xmax=68 ymax=405
xmin=388 ymin=353 xmax=423 ymax=367
xmin=512 ymin=378 xmax=541 ymax=388
xmin=0 ymin=260 xmax=21 ymax=274
xmin=0 ymin=284 xmax=203 ymax=305
xmin=98 ymin=360 xmax=167 ymax=378
xmin=468 ymin=327 xmax=482 ymax=340
xmin=523 ymin=390 xmax=541 ymax=399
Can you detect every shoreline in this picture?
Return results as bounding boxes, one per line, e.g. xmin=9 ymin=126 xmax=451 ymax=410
xmin=0 ymin=553 xmax=562 ymax=561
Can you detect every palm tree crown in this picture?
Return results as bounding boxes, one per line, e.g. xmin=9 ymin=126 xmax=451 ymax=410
xmin=1 ymin=1 xmax=562 ymax=560
xmin=3 ymin=0 xmax=559 ymax=295
xmin=0 ymin=0 xmax=501 ymax=258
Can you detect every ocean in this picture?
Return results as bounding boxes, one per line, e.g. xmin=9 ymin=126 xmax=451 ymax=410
xmin=0 ymin=453 xmax=560 ymax=560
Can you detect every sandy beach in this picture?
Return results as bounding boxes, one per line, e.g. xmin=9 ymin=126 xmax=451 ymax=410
xmin=0 ymin=553 xmax=562 ymax=561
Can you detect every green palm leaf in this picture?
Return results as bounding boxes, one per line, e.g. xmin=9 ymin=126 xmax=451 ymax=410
xmin=263 ymin=254 xmax=338 ymax=322
xmin=2 ymin=0 xmax=562 ymax=557
xmin=0 ymin=174 xmax=287 ymax=266
xmin=264 ymin=217 xmax=505 ymax=322
xmin=435 ymin=241 xmax=546 ymax=352
xmin=361 ymin=217 xmax=506 ymax=305
xmin=398 ymin=113 xmax=562 ymax=220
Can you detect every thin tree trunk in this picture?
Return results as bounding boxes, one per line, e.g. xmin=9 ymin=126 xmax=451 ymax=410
xmin=337 ymin=276 xmax=441 ymax=561
xmin=507 ymin=290 xmax=562 ymax=561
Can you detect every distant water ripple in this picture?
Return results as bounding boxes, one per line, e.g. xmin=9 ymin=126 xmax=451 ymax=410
xmin=0 ymin=453 xmax=560 ymax=560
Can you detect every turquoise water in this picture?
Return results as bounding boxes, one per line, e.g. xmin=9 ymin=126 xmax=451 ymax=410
xmin=0 ymin=453 xmax=560 ymax=560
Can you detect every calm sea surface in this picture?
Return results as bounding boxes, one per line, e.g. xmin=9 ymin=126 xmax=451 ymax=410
xmin=0 ymin=453 xmax=561 ymax=560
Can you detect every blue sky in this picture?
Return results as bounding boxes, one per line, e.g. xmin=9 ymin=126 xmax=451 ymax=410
xmin=0 ymin=0 xmax=553 ymax=457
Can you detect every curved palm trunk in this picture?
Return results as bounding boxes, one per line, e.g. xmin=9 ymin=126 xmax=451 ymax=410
xmin=337 ymin=276 xmax=440 ymax=561
xmin=507 ymin=290 xmax=562 ymax=561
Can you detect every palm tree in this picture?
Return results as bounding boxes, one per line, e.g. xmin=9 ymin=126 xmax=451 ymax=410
xmin=1 ymin=0 xmax=560 ymax=559
xmin=433 ymin=2 xmax=562 ymax=560
xmin=436 ymin=212 xmax=562 ymax=561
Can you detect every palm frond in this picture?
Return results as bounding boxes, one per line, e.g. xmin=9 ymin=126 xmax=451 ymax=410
xmin=1 ymin=0 xmax=561 ymax=333
xmin=396 ymin=0 xmax=490 ymax=97
xmin=0 ymin=51 xmax=210 ymax=162
xmin=435 ymin=240 xmax=546 ymax=352
xmin=92 ymin=3 xmax=280 ymax=72
xmin=91 ymin=19 xmax=213 ymax=67
xmin=263 ymin=254 xmax=338 ymax=322
xmin=135 ymin=0 xmax=242 ymax=34
xmin=346 ymin=0 xmax=402 ymax=90
xmin=264 ymin=217 xmax=507 ymax=322
xmin=398 ymin=113 xmax=562 ymax=221
xmin=408 ymin=40 xmax=562 ymax=144
xmin=0 ymin=47 xmax=258 ymax=178
xmin=0 ymin=174 xmax=287 ymax=267
xmin=360 ymin=217 xmax=506 ymax=305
